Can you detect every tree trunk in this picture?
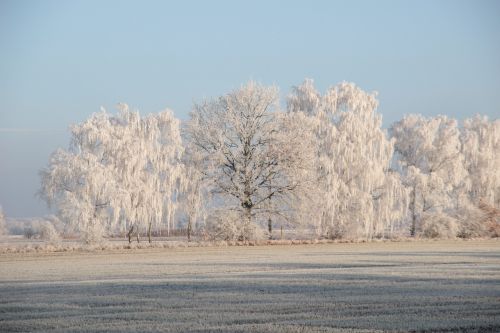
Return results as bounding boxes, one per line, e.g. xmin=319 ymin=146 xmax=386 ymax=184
xmin=243 ymin=207 xmax=252 ymax=242
xmin=280 ymin=225 xmax=283 ymax=240
xmin=268 ymin=217 xmax=272 ymax=239
xmin=127 ymin=225 xmax=134 ymax=243
xmin=410 ymin=185 xmax=417 ymax=237
xmin=148 ymin=221 xmax=152 ymax=244
xmin=187 ymin=216 xmax=192 ymax=242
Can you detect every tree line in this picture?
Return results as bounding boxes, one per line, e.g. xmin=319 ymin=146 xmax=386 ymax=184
xmin=38 ymin=80 xmax=500 ymax=243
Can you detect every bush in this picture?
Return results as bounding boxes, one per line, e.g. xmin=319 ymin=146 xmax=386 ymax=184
xmin=39 ymin=221 xmax=61 ymax=244
xmin=420 ymin=213 xmax=458 ymax=239
xmin=456 ymin=204 xmax=488 ymax=238
xmin=203 ymin=210 xmax=267 ymax=241
xmin=478 ymin=199 xmax=500 ymax=237
xmin=81 ymin=223 xmax=106 ymax=244
xmin=23 ymin=226 xmax=37 ymax=239
xmin=324 ymin=223 xmax=347 ymax=240
xmin=322 ymin=221 xmax=363 ymax=240
xmin=454 ymin=200 xmax=500 ymax=238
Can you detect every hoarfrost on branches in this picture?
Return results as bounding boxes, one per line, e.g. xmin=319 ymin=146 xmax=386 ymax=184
xmin=36 ymin=79 xmax=499 ymax=242
xmin=288 ymin=79 xmax=408 ymax=239
xmin=39 ymin=106 xmax=184 ymax=243
xmin=460 ymin=115 xmax=500 ymax=208
xmin=185 ymin=82 xmax=316 ymax=239
xmin=39 ymin=220 xmax=62 ymax=244
xmin=390 ymin=115 xmax=467 ymax=236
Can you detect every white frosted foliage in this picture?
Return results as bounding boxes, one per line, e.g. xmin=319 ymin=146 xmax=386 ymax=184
xmin=185 ymin=82 xmax=316 ymax=237
xmin=288 ymin=79 xmax=407 ymax=239
xmin=37 ymin=80 xmax=499 ymax=242
xmin=39 ymin=106 xmax=184 ymax=242
xmin=460 ymin=115 xmax=500 ymax=208
xmin=391 ymin=114 xmax=468 ymax=236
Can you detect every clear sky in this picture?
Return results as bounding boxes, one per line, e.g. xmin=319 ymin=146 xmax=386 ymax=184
xmin=0 ymin=0 xmax=499 ymax=218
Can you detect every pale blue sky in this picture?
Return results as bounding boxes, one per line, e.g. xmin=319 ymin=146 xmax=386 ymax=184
xmin=0 ymin=0 xmax=499 ymax=217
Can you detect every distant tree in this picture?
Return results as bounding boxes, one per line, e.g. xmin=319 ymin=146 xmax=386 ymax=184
xmin=23 ymin=226 xmax=36 ymax=239
xmin=185 ymin=82 xmax=316 ymax=240
xmin=0 ymin=206 xmax=6 ymax=236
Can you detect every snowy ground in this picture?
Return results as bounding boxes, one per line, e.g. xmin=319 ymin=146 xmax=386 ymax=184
xmin=0 ymin=240 xmax=499 ymax=332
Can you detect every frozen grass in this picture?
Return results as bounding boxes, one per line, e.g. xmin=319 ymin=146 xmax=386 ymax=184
xmin=0 ymin=240 xmax=499 ymax=332
xmin=0 ymin=234 xmax=485 ymax=255
xmin=0 ymin=236 xmax=375 ymax=254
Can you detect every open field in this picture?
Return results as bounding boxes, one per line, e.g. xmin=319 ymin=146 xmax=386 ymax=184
xmin=0 ymin=240 xmax=499 ymax=332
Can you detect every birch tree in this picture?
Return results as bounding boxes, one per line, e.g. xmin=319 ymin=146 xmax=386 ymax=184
xmin=390 ymin=114 xmax=467 ymax=236
xmin=39 ymin=148 xmax=116 ymax=243
xmin=288 ymin=79 xmax=407 ymax=239
xmin=460 ymin=115 xmax=500 ymax=208
xmin=39 ymin=106 xmax=184 ymax=243
xmin=178 ymin=146 xmax=206 ymax=241
xmin=108 ymin=105 xmax=184 ymax=241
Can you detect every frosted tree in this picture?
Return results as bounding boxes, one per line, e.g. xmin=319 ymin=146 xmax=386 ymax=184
xmin=185 ymin=82 xmax=316 ymax=240
xmin=150 ymin=110 xmax=185 ymax=238
xmin=107 ymin=105 xmax=184 ymax=242
xmin=390 ymin=114 xmax=467 ymax=237
xmin=39 ymin=106 xmax=184 ymax=243
xmin=269 ymin=111 xmax=317 ymax=233
xmin=39 ymin=111 xmax=124 ymax=243
xmin=0 ymin=206 xmax=6 ymax=236
xmin=288 ymin=79 xmax=407 ymax=239
xmin=178 ymin=145 xmax=207 ymax=242
xmin=460 ymin=115 xmax=500 ymax=208
xmin=455 ymin=115 xmax=500 ymax=237
xmin=39 ymin=147 xmax=115 ymax=243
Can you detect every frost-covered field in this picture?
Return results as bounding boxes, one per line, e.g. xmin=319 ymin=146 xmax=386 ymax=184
xmin=1 ymin=240 xmax=499 ymax=332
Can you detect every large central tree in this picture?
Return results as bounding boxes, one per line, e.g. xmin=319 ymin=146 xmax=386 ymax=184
xmin=185 ymin=82 xmax=315 ymax=236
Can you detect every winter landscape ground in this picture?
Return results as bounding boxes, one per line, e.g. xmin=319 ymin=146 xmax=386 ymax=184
xmin=1 ymin=240 xmax=499 ymax=333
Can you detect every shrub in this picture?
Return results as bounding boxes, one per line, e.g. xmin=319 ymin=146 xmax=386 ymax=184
xmin=203 ymin=210 xmax=267 ymax=241
xmin=324 ymin=223 xmax=346 ymax=240
xmin=23 ymin=226 xmax=37 ymax=239
xmin=39 ymin=221 xmax=61 ymax=244
xmin=81 ymin=223 xmax=106 ymax=244
xmin=456 ymin=204 xmax=488 ymax=238
xmin=478 ymin=199 xmax=500 ymax=237
xmin=420 ymin=213 xmax=458 ymax=239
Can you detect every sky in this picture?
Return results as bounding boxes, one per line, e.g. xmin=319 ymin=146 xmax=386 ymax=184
xmin=0 ymin=0 xmax=499 ymax=218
